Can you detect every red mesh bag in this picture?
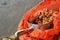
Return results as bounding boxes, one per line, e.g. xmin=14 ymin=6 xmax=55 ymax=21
xmin=17 ymin=0 xmax=60 ymax=40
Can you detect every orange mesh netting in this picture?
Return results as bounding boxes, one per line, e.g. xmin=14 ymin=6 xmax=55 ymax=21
xmin=17 ymin=0 xmax=60 ymax=40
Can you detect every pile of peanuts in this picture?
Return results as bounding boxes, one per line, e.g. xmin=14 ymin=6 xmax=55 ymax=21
xmin=29 ymin=8 xmax=57 ymax=25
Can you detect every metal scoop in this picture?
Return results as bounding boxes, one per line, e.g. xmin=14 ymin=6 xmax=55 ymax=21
xmin=15 ymin=21 xmax=53 ymax=37
xmin=15 ymin=23 xmax=38 ymax=37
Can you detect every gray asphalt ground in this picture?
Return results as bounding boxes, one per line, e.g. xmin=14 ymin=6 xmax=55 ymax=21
xmin=0 ymin=0 xmax=42 ymax=37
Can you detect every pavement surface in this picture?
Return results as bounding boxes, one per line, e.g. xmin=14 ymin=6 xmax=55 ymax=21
xmin=0 ymin=0 xmax=42 ymax=37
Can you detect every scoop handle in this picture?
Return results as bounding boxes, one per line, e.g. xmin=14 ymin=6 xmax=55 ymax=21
xmin=15 ymin=28 xmax=34 ymax=37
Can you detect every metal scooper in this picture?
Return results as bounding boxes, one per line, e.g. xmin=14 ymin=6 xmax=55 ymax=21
xmin=15 ymin=23 xmax=38 ymax=37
